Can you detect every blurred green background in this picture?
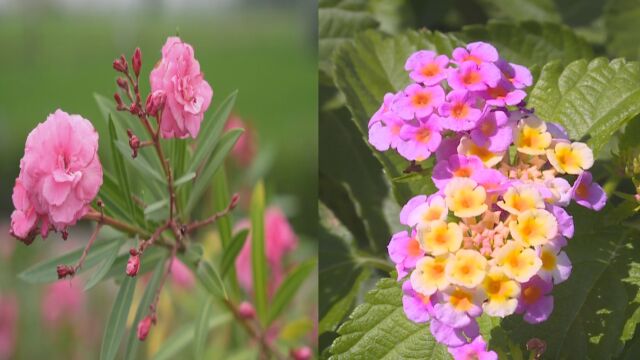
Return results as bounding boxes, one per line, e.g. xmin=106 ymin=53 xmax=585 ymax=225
xmin=0 ymin=1 xmax=317 ymax=359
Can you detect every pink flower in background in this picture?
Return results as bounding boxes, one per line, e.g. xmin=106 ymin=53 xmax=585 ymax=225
xmin=225 ymin=114 xmax=257 ymax=166
xmin=10 ymin=110 xmax=103 ymax=244
xmin=0 ymin=294 xmax=18 ymax=360
xmin=235 ymin=207 xmax=298 ymax=296
xmin=170 ymin=258 xmax=195 ymax=289
xmin=150 ymin=36 xmax=213 ymax=138
xmin=448 ymin=335 xmax=498 ymax=360
xmin=41 ymin=278 xmax=85 ymax=327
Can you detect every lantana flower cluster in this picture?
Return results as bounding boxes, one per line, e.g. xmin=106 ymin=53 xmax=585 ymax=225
xmin=372 ymin=42 xmax=607 ymax=358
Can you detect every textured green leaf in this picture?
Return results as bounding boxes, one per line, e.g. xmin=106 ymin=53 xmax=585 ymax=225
xmin=329 ymin=278 xmax=449 ymax=359
xmin=19 ymin=237 xmax=120 ymax=284
xmin=268 ymin=258 xmax=317 ymax=325
xmin=185 ymin=129 xmax=243 ymax=215
xmin=475 ymin=0 xmax=561 ymax=22
xmin=605 ymin=0 xmax=640 ymax=60
xmin=151 ymin=314 xmax=231 ymax=360
xmin=220 ymin=229 xmax=249 ymax=277
xmin=499 ymin=206 xmax=640 ymax=359
xmin=333 ymin=29 xmax=459 ymax=205
xmin=194 ymin=299 xmax=214 ymax=360
xmin=319 ymin=0 xmax=378 ymax=82
xmin=528 ymin=58 xmax=640 ymax=155
xmin=84 ymin=239 xmax=125 ymax=291
xmin=459 ymin=20 xmax=593 ymax=71
xmin=101 ymin=275 xmax=138 ymax=360
xmin=250 ymin=181 xmax=267 ymax=326
xmin=124 ymin=257 xmax=167 ymax=360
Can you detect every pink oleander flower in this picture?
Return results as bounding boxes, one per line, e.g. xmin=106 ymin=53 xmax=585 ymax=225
xmin=126 ymin=249 xmax=140 ymax=277
xmin=430 ymin=318 xmax=479 ymax=348
xmin=225 ymin=114 xmax=258 ymax=166
xmin=394 ymin=84 xmax=445 ymax=120
xmin=448 ymin=62 xmax=500 ymax=92
xmin=571 ymin=171 xmax=607 ymax=211
xmin=438 ymin=90 xmax=484 ymax=132
xmin=235 ymin=207 xmax=298 ymax=295
xmin=432 ymin=154 xmax=485 ymax=190
xmin=448 ymin=335 xmax=498 ymax=360
xmin=150 ymin=36 xmax=213 ymax=139
xmin=402 ymin=280 xmax=434 ymax=323
xmin=470 ymin=110 xmax=513 ymax=152
xmin=0 ymin=294 xmax=18 ymax=360
xmin=404 ymin=50 xmax=449 ymax=85
xmin=41 ymin=278 xmax=85 ymax=328
xmin=170 ymin=258 xmax=195 ymax=289
xmin=10 ymin=109 xmax=103 ymax=244
xmin=396 ymin=117 xmax=442 ymax=161
xmin=516 ymin=275 xmax=554 ymax=324
xmin=388 ymin=230 xmax=424 ymax=280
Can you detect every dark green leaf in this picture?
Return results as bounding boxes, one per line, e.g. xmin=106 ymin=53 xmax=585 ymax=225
xmin=100 ymin=275 xmax=138 ymax=360
xmin=220 ymin=229 xmax=250 ymax=277
xmin=250 ymin=181 xmax=268 ymax=326
xmin=267 ymin=259 xmax=317 ymax=325
xmin=84 ymin=239 xmax=125 ymax=291
xmin=605 ymin=0 xmax=640 ymax=60
xmin=474 ymin=0 xmax=561 ymax=22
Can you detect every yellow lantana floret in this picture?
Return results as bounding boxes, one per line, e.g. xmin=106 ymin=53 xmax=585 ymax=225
xmin=492 ymin=241 xmax=541 ymax=282
xmin=509 ymin=209 xmax=558 ymax=246
xmin=444 ymin=178 xmax=488 ymax=218
xmin=445 ymin=249 xmax=487 ymax=288
xmin=458 ymin=136 xmax=505 ymax=167
xmin=418 ymin=220 xmax=463 ymax=256
xmin=411 ymin=256 xmax=449 ymax=296
xmin=497 ymin=184 xmax=545 ymax=215
xmin=447 ymin=286 xmax=479 ymax=313
xmin=546 ymin=141 xmax=594 ymax=175
xmin=514 ymin=116 xmax=552 ymax=155
xmin=481 ymin=267 xmax=520 ymax=317
xmin=408 ymin=195 xmax=448 ymax=228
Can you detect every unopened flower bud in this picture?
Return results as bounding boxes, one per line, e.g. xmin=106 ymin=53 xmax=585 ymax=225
xmin=127 ymin=129 xmax=140 ymax=158
xmin=237 ymin=301 xmax=256 ymax=319
xmin=290 ymin=346 xmax=312 ymax=360
xmin=114 ymin=93 xmax=125 ymax=110
xmin=132 ymin=47 xmax=142 ymax=77
xmin=116 ymin=77 xmax=128 ymax=90
xmin=230 ymin=193 xmax=240 ymax=210
xmin=113 ymin=55 xmax=128 ymax=73
xmin=145 ymin=90 xmax=166 ymax=117
xmin=126 ymin=249 xmax=140 ymax=277
xmin=56 ymin=265 xmax=75 ymax=279
xmin=137 ymin=315 xmax=154 ymax=341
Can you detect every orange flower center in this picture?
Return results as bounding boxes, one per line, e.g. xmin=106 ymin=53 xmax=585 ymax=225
xmin=407 ymin=237 xmax=422 ymax=257
xmin=451 ymin=102 xmax=470 ymax=119
xmin=421 ymin=63 xmax=441 ymax=77
xmin=416 ymin=128 xmax=432 ymax=143
xmin=522 ymin=285 xmax=542 ymax=304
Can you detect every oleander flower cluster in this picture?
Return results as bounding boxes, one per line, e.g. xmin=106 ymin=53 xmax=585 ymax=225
xmin=374 ymin=42 xmax=607 ymax=358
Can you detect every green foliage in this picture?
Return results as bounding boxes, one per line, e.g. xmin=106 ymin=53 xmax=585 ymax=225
xmin=475 ymin=0 xmax=561 ymax=22
xmin=605 ymin=0 xmax=640 ymax=59
xmin=329 ymin=278 xmax=450 ymax=359
xmin=528 ymin=57 xmax=640 ymax=155
xmin=100 ymin=275 xmax=138 ymax=360
xmin=194 ymin=299 xmax=215 ymax=360
xmin=220 ymin=229 xmax=250 ymax=277
xmin=268 ymin=258 xmax=318 ymax=325
xmin=250 ymin=181 xmax=268 ymax=326
xmin=84 ymin=239 xmax=125 ymax=291
xmin=151 ymin=314 xmax=232 ymax=360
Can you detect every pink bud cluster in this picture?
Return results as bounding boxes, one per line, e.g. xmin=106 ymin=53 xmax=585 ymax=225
xmin=372 ymin=42 xmax=607 ymax=358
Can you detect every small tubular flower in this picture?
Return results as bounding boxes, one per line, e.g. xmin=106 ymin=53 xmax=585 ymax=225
xmin=405 ymin=50 xmax=449 ymax=85
xmin=411 ymin=255 xmax=450 ymax=296
xmin=445 ymin=249 xmax=487 ymax=288
xmin=497 ymin=184 xmax=545 ymax=215
xmin=388 ymin=230 xmax=424 ymax=280
xmin=509 ymin=209 xmax=558 ymax=247
xmin=492 ymin=242 xmax=541 ymax=282
xmin=438 ymin=90 xmax=484 ymax=132
xmin=537 ymin=244 xmax=572 ymax=284
xmin=457 ymin=136 xmax=505 ymax=167
xmin=481 ymin=268 xmax=520 ymax=317
xmin=448 ymin=335 xmax=498 ymax=360
xmin=444 ymin=178 xmax=488 ymax=218
xmin=571 ymin=171 xmax=607 ymax=211
xmin=418 ymin=220 xmax=463 ymax=256
xmin=434 ymin=285 xmax=484 ymax=328
xmin=394 ymin=84 xmax=445 ymax=120
xmin=407 ymin=195 xmax=448 ymax=228
xmin=516 ymin=275 xmax=554 ymax=324
xmin=514 ymin=116 xmax=552 ymax=155
xmin=546 ymin=141 xmax=594 ymax=174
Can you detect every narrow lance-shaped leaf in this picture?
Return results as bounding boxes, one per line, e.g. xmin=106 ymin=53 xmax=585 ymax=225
xmin=100 ymin=275 xmax=138 ymax=360
xmin=250 ymin=181 xmax=268 ymax=326
xmin=19 ymin=237 xmax=121 ymax=284
xmin=84 ymin=239 xmax=125 ymax=291
xmin=151 ymin=314 xmax=232 ymax=360
xmin=124 ymin=256 xmax=168 ymax=360
xmin=268 ymin=258 xmax=317 ymax=325
xmin=220 ymin=229 xmax=249 ymax=277
xmin=185 ymin=129 xmax=243 ymax=215
xmin=193 ymin=298 xmax=214 ymax=360
xmin=108 ymin=116 xmax=138 ymax=224
xmin=196 ymin=260 xmax=228 ymax=300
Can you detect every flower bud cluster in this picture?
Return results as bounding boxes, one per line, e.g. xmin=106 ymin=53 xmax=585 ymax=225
xmin=376 ymin=42 xmax=607 ymax=358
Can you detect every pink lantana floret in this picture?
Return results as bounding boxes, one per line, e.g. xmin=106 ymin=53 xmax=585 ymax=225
xmin=405 ymin=50 xmax=449 ymax=86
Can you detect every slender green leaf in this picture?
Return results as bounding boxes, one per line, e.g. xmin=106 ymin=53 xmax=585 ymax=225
xmin=220 ymin=229 xmax=249 ymax=277
xmin=144 ymin=199 xmax=169 ymax=216
xmin=174 ymin=172 xmax=196 ymax=186
xmin=213 ymin=168 xmax=233 ymax=248
xmin=186 ymin=129 xmax=243 ymax=215
xmin=267 ymin=259 xmax=317 ymax=325
xmin=194 ymin=299 xmax=214 ymax=360
xmin=124 ymin=258 xmax=167 ymax=360
xmin=250 ymin=181 xmax=267 ymax=326
xmin=196 ymin=260 xmax=227 ymax=299
xmin=528 ymin=58 xmax=640 ymax=155
xmin=329 ymin=278 xmax=449 ymax=359
xmin=115 ymin=141 xmax=165 ymax=183
xmin=99 ymin=171 xmax=129 ymax=220
xmin=151 ymin=314 xmax=231 ymax=360
xmin=108 ymin=116 xmax=137 ymax=222
xmin=84 ymin=239 xmax=125 ymax=291
xmin=187 ymin=90 xmax=238 ymax=175
xmin=19 ymin=237 xmax=120 ymax=284
xmin=100 ymin=275 xmax=138 ymax=360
